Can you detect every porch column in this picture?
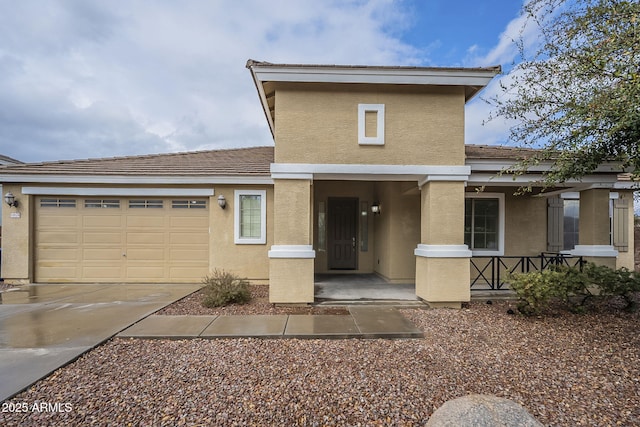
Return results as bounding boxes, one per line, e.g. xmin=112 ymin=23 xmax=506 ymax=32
xmin=268 ymin=179 xmax=315 ymax=304
xmin=414 ymin=181 xmax=471 ymax=308
xmin=571 ymin=188 xmax=617 ymax=268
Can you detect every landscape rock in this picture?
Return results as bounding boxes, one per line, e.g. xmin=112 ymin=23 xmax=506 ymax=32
xmin=427 ymin=394 xmax=543 ymax=427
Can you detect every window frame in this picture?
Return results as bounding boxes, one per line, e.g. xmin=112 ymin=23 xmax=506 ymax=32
xmin=357 ymin=104 xmax=385 ymax=145
xmin=234 ymin=189 xmax=267 ymax=245
xmin=464 ymin=193 xmax=505 ymax=256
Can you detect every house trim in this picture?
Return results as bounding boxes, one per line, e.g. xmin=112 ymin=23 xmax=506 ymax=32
xmin=358 ymin=104 xmax=385 ymax=145
xmin=22 ymin=186 xmax=215 ymax=197
xmin=570 ymin=245 xmax=619 ymax=257
xmin=414 ymin=244 xmax=472 ymax=258
xmin=271 ymin=163 xmax=470 ymax=182
xmin=268 ymin=245 xmax=316 ymax=259
xmin=249 ymin=64 xmax=499 ymax=87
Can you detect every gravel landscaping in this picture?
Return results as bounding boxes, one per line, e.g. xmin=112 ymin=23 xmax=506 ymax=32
xmin=1 ymin=291 xmax=639 ymax=426
xmin=157 ymin=285 xmax=350 ymax=316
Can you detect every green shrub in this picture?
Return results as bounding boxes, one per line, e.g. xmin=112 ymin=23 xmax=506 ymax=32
xmin=582 ymin=263 xmax=640 ymax=312
xmin=201 ymin=269 xmax=251 ymax=308
xmin=508 ymin=268 xmax=584 ymax=315
xmin=508 ymin=262 xmax=640 ymax=315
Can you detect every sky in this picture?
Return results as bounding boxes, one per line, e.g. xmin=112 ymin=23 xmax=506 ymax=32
xmin=0 ymin=0 xmax=533 ymax=164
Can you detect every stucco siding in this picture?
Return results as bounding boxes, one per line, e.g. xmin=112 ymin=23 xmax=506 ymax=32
xmin=209 ymin=185 xmax=272 ymax=282
xmin=273 ymin=83 xmax=465 ymax=166
xmin=503 ymin=192 xmax=548 ymax=256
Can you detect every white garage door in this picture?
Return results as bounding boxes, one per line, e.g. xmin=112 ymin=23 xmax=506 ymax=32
xmin=35 ymin=197 xmax=210 ymax=283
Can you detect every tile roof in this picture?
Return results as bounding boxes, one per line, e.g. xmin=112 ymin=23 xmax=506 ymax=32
xmin=0 ymin=146 xmax=274 ymax=177
xmin=0 ymin=144 xmax=541 ymax=179
xmin=464 ymin=144 xmax=540 ymax=160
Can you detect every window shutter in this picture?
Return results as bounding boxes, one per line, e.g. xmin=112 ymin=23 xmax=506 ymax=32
xmin=613 ymin=197 xmax=629 ymax=252
xmin=547 ymin=196 xmax=564 ymax=252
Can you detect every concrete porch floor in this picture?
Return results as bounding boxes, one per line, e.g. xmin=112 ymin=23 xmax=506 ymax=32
xmin=314 ymin=273 xmax=517 ymax=303
xmin=314 ymin=274 xmax=418 ymax=302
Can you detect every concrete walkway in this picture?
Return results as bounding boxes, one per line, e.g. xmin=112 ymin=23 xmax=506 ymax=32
xmin=119 ymin=306 xmax=424 ymax=340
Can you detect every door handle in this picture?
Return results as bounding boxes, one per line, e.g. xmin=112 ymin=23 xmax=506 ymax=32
xmin=352 ymin=237 xmax=356 ymax=249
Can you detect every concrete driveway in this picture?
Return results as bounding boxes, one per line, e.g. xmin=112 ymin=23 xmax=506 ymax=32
xmin=0 ymin=283 xmax=200 ymax=402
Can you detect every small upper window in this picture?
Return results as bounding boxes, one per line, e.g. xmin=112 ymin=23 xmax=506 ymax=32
xmin=129 ymin=200 xmax=163 ymax=209
xmin=40 ymin=198 xmax=76 ymax=208
xmin=172 ymin=200 xmax=207 ymax=209
xmin=234 ymin=190 xmax=267 ymax=244
xmin=85 ymin=199 xmax=120 ymax=208
xmin=358 ymin=104 xmax=385 ymax=145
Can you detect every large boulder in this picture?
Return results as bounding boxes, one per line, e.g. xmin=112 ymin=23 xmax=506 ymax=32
xmin=427 ymin=394 xmax=543 ymax=427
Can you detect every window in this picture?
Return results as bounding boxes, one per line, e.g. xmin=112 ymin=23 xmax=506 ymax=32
xmin=464 ymin=194 xmax=504 ymax=255
xmin=549 ymin=193 xmax=627 ymax=253
xmin=129 ymin=199 xmax=163 ymax=209
xmin=358 ymin=104 xmax=385 ymax=145
xmin=85 ymin=199 xmax=120 ymax=208
xmin=234 ymin=190 xmax=266 ymax=244
xmin=40 ymin=198 xmax=76 ymax=208
xmin=562 ymin=199 xmax=579 ymax=251
xmin=172 ymin=200 xmax=207 ymax=209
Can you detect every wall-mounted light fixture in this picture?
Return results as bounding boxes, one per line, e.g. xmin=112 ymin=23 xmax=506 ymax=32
xmin=217 ymin=195 xmax=227 ymax=209
xmin=4 ymin=192 xmax=18 ymax=208
xmin=371 ymin=203 xmax=381 ymax=215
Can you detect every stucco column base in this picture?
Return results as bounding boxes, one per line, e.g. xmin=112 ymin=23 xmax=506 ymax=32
xmin=268 ymin=258 xmax=314 ymax=304
xmin=570 ymin=245 xmax=618 ymax=269
xmin=580 ymin=256 xmax=617 ymax=269
xmin=415 ymin=256 xmax=470 ymax=308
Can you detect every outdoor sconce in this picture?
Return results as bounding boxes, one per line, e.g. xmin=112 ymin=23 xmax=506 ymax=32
xmin=4 ymin=192 xmax=18 ymax=208
xmin=371 ymin=203 xmax=381 ymax=215
xmin=217 ymin=195 xmax=226 ymax=209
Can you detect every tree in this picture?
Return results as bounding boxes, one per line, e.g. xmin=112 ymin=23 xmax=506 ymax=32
xmin=488 ymin=0 xmax=640 ymax=187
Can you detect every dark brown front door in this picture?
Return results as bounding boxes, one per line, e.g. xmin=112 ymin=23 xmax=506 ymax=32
xmin=328 ymin=197 xmax=358 ymax=270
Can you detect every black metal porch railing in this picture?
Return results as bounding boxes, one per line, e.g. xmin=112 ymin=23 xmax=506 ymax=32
xmin=470 ymin=253 xmax=585 ymax=290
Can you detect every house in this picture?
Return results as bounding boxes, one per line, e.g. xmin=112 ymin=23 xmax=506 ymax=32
xmin=0 ymin=61 xmax=635 ymax=307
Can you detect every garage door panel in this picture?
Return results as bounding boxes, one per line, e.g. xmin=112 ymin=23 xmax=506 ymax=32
xmin=169 ymin=248 xmax=209 ymax=261
xmin=83 ymin=248 xmax=122 ymax=261
xmin=37 ymin=248 xmax=79 ymax=262
xmin=38 ymin=232 xmax=79 ymax=245
xmin=169 ymin=266 xmax=209 ymax=280
xmin=169 ymin=216 xmax=209 ymax=228
xmin=126 ymin=248 xmax=165 ymax=261
xmin=170 ymin=232 xmax=208 ymax=244
xmin=83 ymin=215 xmax=123 ymax=227
xmin=127 ymin=216 xmax=164 ymax=227
xmin=81 ymin=262 xmax=124 ymax=282
xmin=37 ymin=215 xmax=79 ymax=228
xmin=126 ymin=265 xmax=165 ymax=279
xmin=83 ymin=232 xmax=122 ymax=244
xmin=127 ymin=232 xmax=164 ymax=244
xmin=38 ymin=265 xmax=79 ymax=282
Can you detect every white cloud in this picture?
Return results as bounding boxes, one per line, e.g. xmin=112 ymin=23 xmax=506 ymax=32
xmin=0 ymin=0 xmax=419 ymax=162
xmin=464 ymin=0 xmax=548 ymax=148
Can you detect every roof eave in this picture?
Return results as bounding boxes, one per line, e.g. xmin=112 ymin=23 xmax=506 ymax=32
xmin=248 ymin=62 xmax=499 ymax=96
xmin=248 ymin=63 xmax=276 ymax=138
